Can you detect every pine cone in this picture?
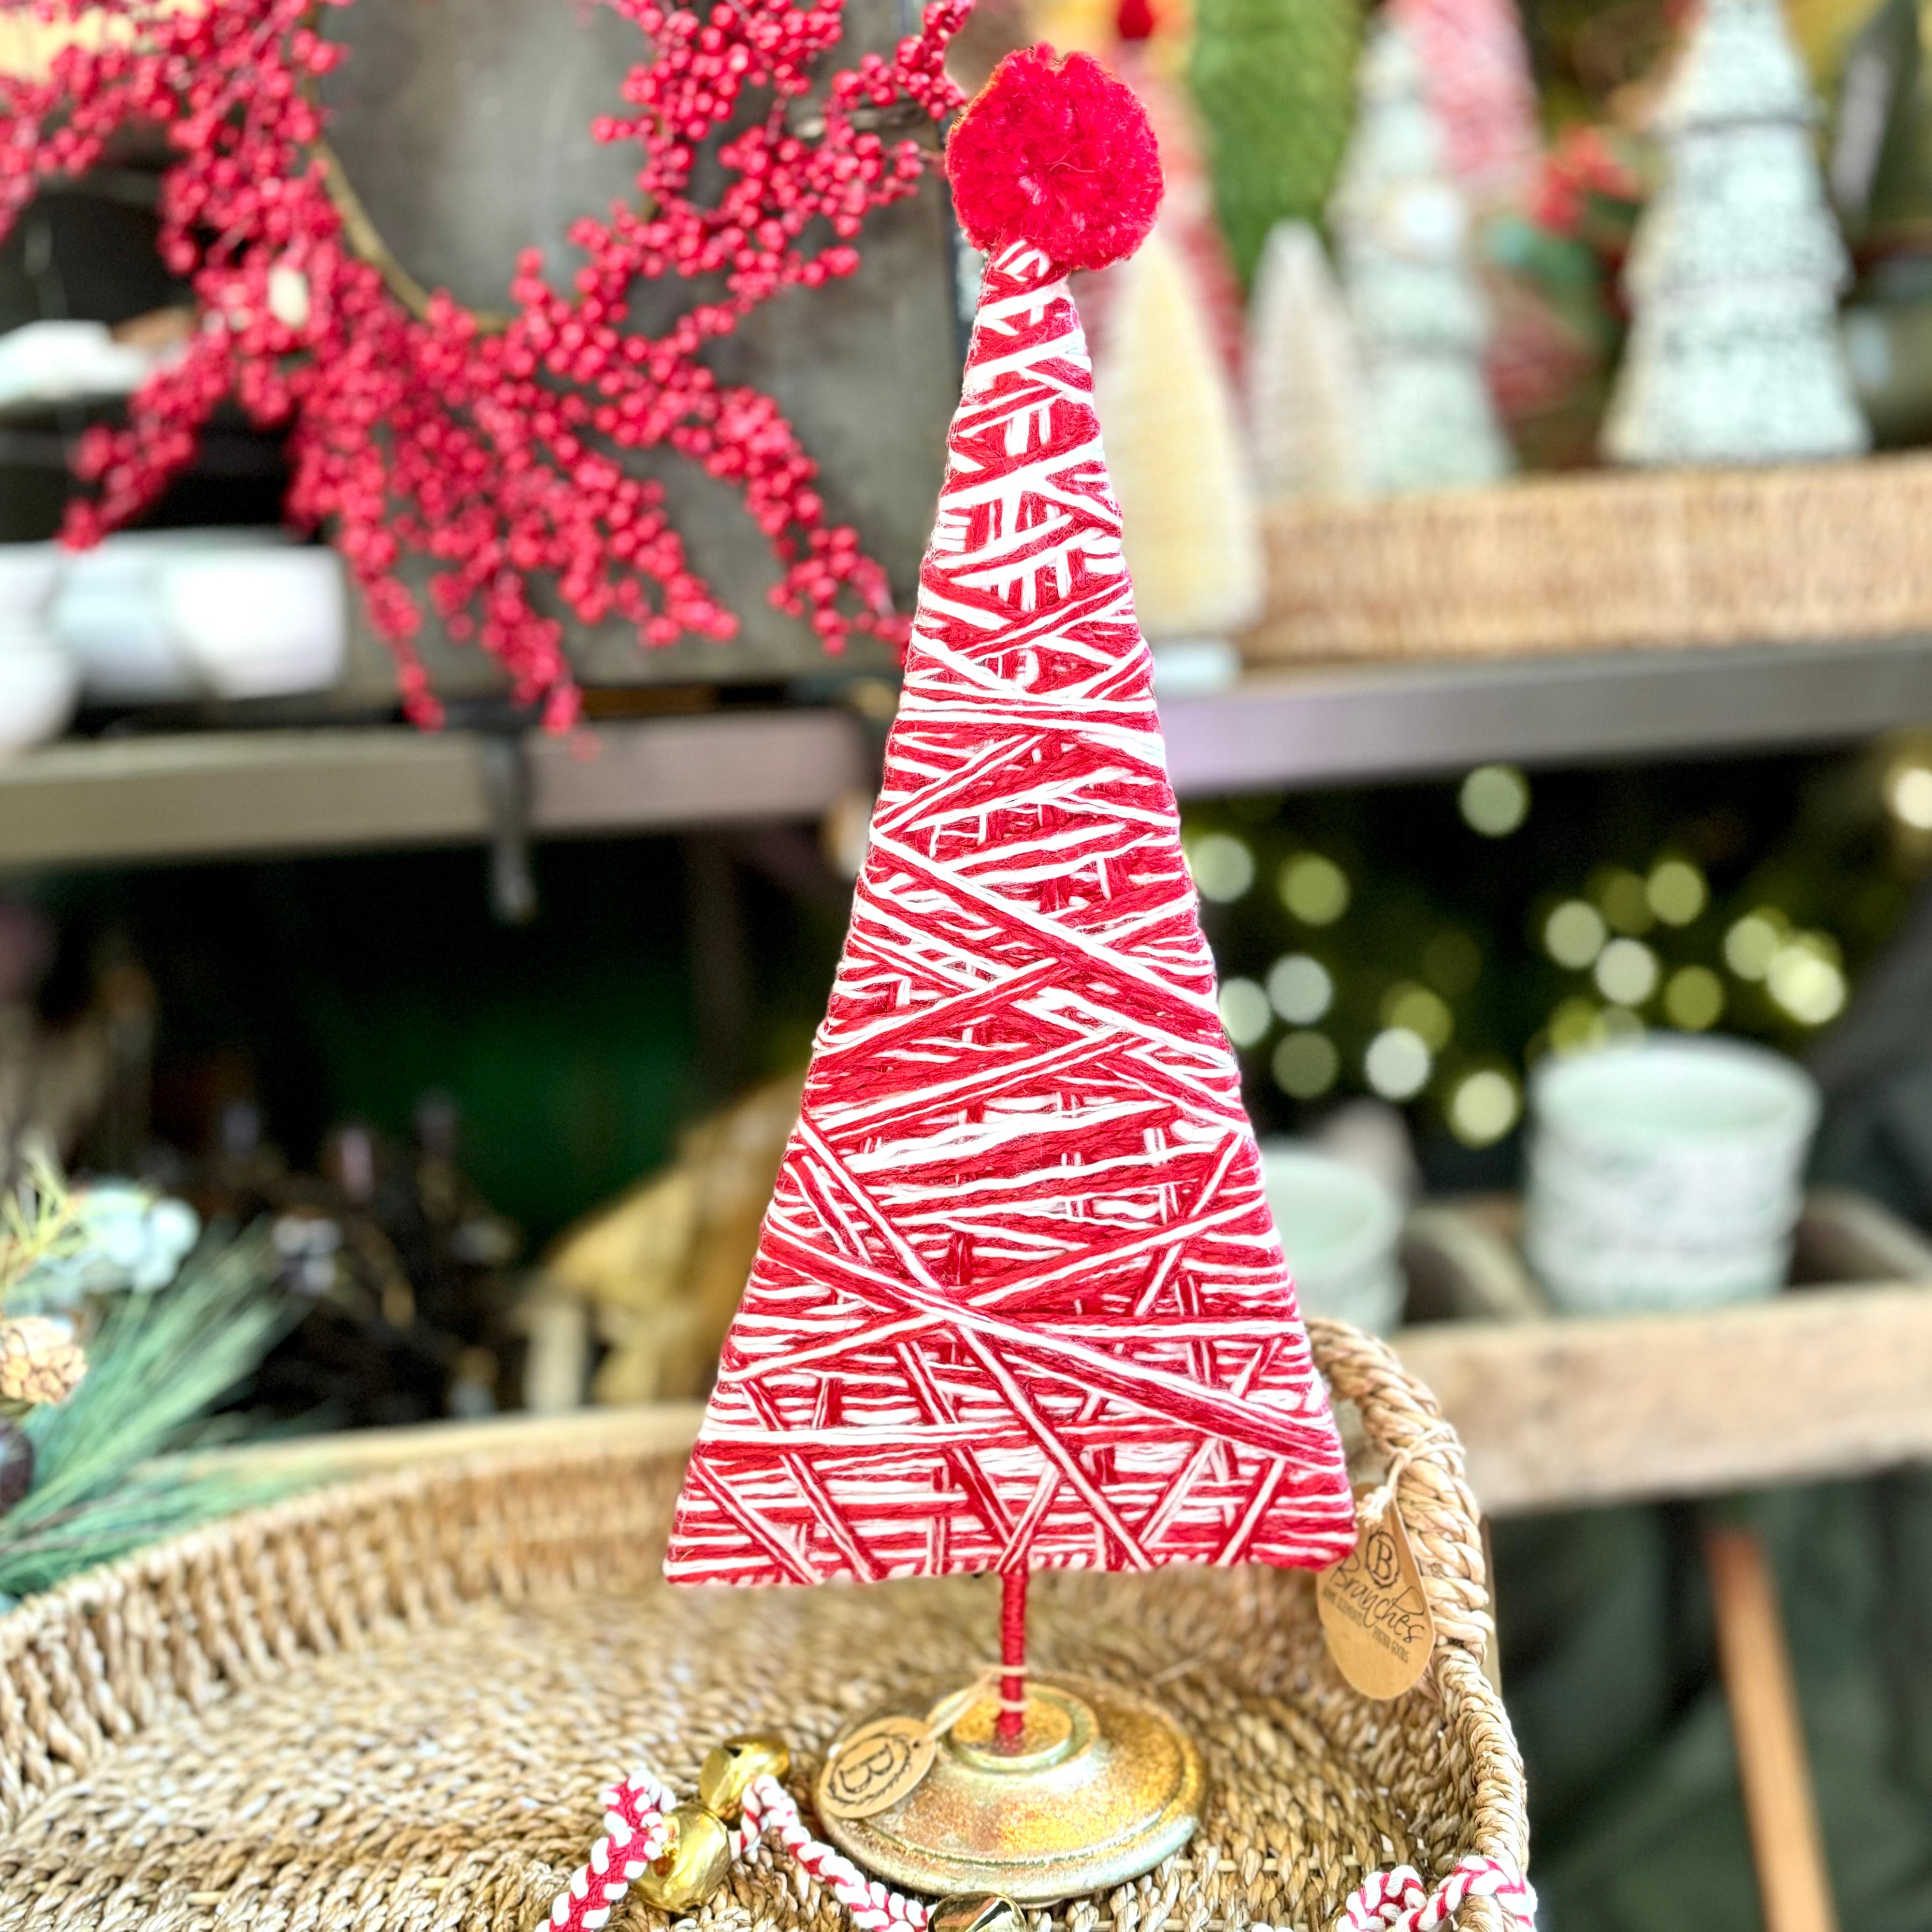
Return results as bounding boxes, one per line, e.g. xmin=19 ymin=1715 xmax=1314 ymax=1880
xmin=0 ymin=1317 xmax=86 ymax=1407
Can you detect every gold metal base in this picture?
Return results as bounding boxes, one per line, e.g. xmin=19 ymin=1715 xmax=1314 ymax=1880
xmin=817 ymin=1675 xmax=1206 ymax=1905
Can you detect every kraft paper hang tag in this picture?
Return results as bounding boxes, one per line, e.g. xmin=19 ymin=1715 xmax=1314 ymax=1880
xmin=816 ymin=1716 xmax=937 ymax=1820
xmin=1316 ymin=1486 xmax=1436 ymax=1700
xmin=815 ymin=1676 xmax=996 ymax=1821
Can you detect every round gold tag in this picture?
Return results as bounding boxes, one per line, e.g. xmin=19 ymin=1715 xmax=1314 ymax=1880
xmin=817 ymin=1716 xmax=937 ymax=1820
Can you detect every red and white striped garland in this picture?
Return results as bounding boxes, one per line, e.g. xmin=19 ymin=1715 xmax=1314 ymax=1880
xmin=544 ymin=1770 xmax=675 ymax=1932
xmin=1335 ymin=1854 xmax=1538 ymax=1931
xmin=543 ymin=1771 xmax=927 ymax=1932
xmin=539 ymin=1770 xmax=1534 ymax=1932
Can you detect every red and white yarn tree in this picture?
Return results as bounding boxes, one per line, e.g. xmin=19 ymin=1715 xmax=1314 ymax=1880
xmin=664 ymin=44 xmax=1355 ymax=1722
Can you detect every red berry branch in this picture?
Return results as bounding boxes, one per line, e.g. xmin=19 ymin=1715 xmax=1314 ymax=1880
xmin=0 ymin=0 xmax=967 ymax=725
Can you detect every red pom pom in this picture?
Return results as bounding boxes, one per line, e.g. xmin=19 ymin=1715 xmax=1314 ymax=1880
xmin=944 ymin=46 xmax=1162 ymax=273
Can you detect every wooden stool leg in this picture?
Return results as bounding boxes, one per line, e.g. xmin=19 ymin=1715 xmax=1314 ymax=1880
xmin=1703 ymin=1523 xmax=1839 ymax=1932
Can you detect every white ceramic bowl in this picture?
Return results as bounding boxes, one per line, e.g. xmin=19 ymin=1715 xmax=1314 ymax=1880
xmin=1524 ymin=1035 xmax=1820 ymax=1314
xmin=161 ymin=547 xmax=346 ymax=699
xmin=57 ymin=530 xmax=292 ymax=702
xmin=1521 ymin=1229 xmax=1793 ymax=1313
xmin=65 ymin=527 xmax=287 ymax=589
xmin=0 ymin=634 xmax=78 ymax=754
xmin=57 ymin=581 xmax=192 ymax=702
xmin=0 ymin=320 xmax=153 ymax=409
xmin=1260 ymin=1140 xmax=1407 ymax=1334
xmin=0 ymin=544 xmax=61 ymax=622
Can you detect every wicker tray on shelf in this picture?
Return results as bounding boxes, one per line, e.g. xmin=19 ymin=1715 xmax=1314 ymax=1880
xmin=0 ymin=1322 xmax=1526 ymax=1932
xmin=1248 ymin=451 xmax=1932 ymax=663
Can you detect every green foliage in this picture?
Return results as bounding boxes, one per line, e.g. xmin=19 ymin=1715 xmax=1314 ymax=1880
xmin=1187 ymin=747 xmax=1926 ymax=1169
xmin=0 ymin=1154 xmax=85 ymax=1304
xmin=1189 ymin=0 xmax=1363 ymax=286
xmin=0 ymin=1229 xmax=293 ymax=1600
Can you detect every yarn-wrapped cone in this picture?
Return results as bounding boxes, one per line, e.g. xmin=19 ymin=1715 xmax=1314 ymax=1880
xmin=945 ymin=45 xmax=1164 ymax=272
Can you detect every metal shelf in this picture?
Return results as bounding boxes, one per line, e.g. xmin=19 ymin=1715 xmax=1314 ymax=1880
xmin=5 ymin=634 xmax=1932 ymax=869
xmin=1159 ymin=632 xmax=1932 ymax=793
xmin=0 ymin=709 xmax=866 ymax=869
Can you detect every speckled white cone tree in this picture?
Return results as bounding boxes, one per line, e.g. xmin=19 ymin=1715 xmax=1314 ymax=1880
xmin=1330 ymin=16 xmax=1513 ymax=494
xmin=1602 ymin=0 xmax=1869 ymax=465
xmin=1246 ymin=221 xmax=1368 ymax=500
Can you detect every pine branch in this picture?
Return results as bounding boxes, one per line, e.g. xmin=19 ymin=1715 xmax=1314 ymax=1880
xmin=0 ymin=1227 xmax=298 ymax=1600
xmin=0 ymin=1152 xmax=87 ymax=1303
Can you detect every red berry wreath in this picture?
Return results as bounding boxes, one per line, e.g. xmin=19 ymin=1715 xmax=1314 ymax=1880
xmin=0 ymin=0 xmax=967 ymax=725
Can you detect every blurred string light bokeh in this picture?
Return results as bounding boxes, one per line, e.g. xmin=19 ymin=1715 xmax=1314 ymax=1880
xmin=1186 ymin=735 xmax=1932 ymax=1174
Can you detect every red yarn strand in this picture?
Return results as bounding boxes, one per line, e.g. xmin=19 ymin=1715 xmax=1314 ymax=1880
xmin=996 ymin=1567 xmax=1028 ymax=1747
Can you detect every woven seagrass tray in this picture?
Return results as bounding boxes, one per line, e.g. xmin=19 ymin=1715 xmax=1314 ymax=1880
xmin=1248 ymin=450 xmax=1932 ymax=662
xmin=0 ymin=1320 xmax=1526 ymax=1932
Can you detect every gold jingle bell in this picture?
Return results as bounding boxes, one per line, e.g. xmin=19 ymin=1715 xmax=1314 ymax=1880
xmin=635 ymin=1803 xmax=734 ymax=1913
xmin=698 ymin=1732 xmax=793 ymax=1825
xmin=931 ymin=1896 xmax=1025 ymax=1932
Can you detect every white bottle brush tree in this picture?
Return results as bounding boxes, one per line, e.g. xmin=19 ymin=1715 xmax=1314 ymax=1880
xmin=1331 ymin=15 xmax=1514 ymax=494
xmin=1602 ymin=0 xmax=1868 ymax=465
xmin=1092 ymin=223 xmax=1265 ymax=645
xmin=1246 ymin=221 xmax=1368 ymax=500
